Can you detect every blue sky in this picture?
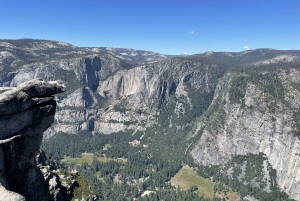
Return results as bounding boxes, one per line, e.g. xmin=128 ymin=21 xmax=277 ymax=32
xmin=0 ymin=0 xmax=299 ymax=55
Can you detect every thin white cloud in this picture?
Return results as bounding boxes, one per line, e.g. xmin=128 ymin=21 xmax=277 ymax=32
xmin=189 ymin=30 xmax=199 ymax=35
xmin=243 ymin=46 xmax=250 ymax=50
xmin=183 ymin=52 xmax=188 ymax=55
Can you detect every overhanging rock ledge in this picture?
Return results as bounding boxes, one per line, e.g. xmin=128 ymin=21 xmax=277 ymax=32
xmin=0 ymin=79 xmax=65 ymax=201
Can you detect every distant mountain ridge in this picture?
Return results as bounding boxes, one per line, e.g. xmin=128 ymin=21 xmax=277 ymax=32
xmin=0 ymin=38 xmax=176 ymax=66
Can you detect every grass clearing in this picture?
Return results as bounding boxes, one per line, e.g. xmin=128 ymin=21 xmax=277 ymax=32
xmin=61 ymin=154 xmax=127 ymax=166
xmin=170 ymin=166 xmax=240 ymax=201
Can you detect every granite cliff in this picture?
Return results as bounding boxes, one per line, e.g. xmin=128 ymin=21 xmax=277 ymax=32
xmin=190 ymin=68 xmax=300 ymax=199
xmin=0 ymin=79 xmax=65 ymax=200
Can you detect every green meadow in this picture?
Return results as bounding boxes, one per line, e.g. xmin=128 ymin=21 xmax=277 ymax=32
xmin=170 ymin=166 xmax=240 ymax=200
xmin=61 ymin=154 xmax=127 ymax=166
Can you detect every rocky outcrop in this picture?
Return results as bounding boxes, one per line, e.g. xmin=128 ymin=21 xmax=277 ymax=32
xmin=36 ymin=151 xmax=94 ymax=201
xmin=0 ymin=79 xmax=65 ymax=201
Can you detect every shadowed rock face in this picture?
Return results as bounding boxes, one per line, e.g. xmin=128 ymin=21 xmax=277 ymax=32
xmin=0 ymin=79 xmax=65 ymax=201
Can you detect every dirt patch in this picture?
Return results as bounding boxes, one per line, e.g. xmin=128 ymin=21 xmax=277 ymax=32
xmin=141 ymin=190 xmax=156 ymax=197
